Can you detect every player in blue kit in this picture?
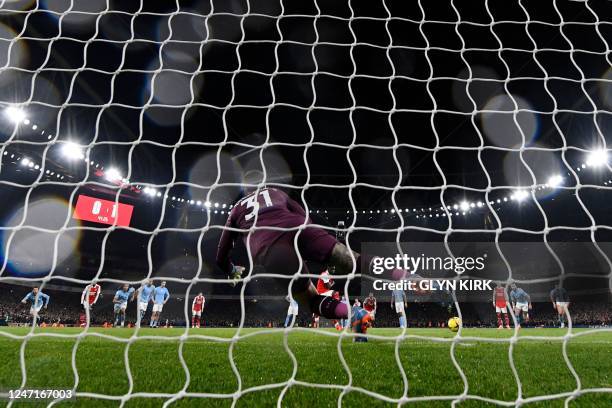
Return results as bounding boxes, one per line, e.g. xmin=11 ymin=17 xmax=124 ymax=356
xmin=391 ymin=288 xmax=408 ymax=328
xmin=284 ymin=296 xmax=299 ymax=328
xmin=150 ymin=281 xmax=170 ymax=328
xmin=21 ymin=287 xmax=50 ymax=325
xmin=113 ymin=284 xmax=135 ymax=327
xmin=509 ymin=283 xmax=531 ymax=329
xmin=136 ymin=280 xmax=155 ymax=327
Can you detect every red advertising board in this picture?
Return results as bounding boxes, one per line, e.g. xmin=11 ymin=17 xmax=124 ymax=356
xmin=73 ymin=195 xmax=134 ymax=227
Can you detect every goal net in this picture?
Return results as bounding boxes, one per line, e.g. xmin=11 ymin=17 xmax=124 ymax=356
xmin=0 ymin=0 xmax=611 ymax=406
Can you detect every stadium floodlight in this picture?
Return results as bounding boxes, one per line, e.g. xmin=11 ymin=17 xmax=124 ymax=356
xmin=104 ymin=168 xmax=121 ymax=182
xmin=205 ymin=201 xmax=211 ymax=207
xmin=459 ymin=201 xmax=470 ymax=211
xmin=21 ymin=158 xmax=30 ymax=166
xmin=143 ymin=187 xmax=156 ymax=197
xmin=512 ymin=190 xmax=529 ymax=202
xmin=4 ymin=106 xmax=26 ymax=123
xmin=547 ymin=175 xmax=563 ymax=188
xmin=586 ymin=149 xmax=608 ymax=167
xmin=61 ymin=142 xmax=85 ymax=160
xmin=452 ymin=204 xmax=459 ymax=210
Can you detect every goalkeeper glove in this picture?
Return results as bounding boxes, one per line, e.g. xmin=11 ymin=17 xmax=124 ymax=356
xmin=229 ymin=265 xmax=245 ymax=287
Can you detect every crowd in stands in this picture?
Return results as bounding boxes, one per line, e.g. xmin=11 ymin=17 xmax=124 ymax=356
xmin=0 ymin=283 xmax=610 ymax=328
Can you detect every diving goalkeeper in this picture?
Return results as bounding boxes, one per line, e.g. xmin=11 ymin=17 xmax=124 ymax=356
xmin=216 ymin=184 xmax=410 ymax=321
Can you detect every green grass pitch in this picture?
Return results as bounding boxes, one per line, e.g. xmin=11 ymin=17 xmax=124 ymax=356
xmin=0 ymin=327 xmax=610 ymax=407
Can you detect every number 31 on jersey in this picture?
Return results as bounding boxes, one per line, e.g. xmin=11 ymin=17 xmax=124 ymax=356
xmin=242 ymin=190 xmax=273 ymax=220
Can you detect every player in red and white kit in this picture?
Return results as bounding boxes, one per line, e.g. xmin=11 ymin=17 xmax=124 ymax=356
xmin=80 ymin=281 xmax=101 ymax=326
xmin=363 ymin=292 xmax=377 ymax=320
xmin=191 ymin=292 xmax=205 ymax=328
xmin=311 ymin=313 xmax=320 ymax=328
xmin=493 ymin=283 xmax=511 ymax=329
xmin=316 ymin=270 xmax=335 ymax=297
xmin=81 ymin=281 xmax=101 ymax=310
xmin=315 ymin=270 xmax=343 ymax=329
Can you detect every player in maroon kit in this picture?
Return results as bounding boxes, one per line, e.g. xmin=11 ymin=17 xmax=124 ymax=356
xmin=492 ymin=283 xmax=511 ymax=329
xmin=216 ymin=183 xmax=407 ymax=322
xmin=191 ymin=292 xmax=205 ymax=328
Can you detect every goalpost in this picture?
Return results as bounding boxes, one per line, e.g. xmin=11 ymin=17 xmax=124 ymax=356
xmin=0 ymin=0 xmax=611 ymax=406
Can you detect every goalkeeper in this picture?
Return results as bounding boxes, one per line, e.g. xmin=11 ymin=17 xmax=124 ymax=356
xmin=216 ymin=180 xmax=411 ymax=322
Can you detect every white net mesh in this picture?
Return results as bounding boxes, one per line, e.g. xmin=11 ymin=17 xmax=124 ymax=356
xmin=0 ymin=0 xmax=611 ymax=406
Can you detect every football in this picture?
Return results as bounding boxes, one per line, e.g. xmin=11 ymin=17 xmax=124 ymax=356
xmin=448 ymin=317 xmax=461 ymax=332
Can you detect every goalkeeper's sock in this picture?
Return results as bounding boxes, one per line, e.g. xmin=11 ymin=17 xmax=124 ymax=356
xmin=399 ymin=316 xmax=406 ymax=328
xmin=284 ymin=315 xmax=291 ymax=327
xmin=558 ymin=314 xmax=564 ymax=325
xmin=309 ymin=295 xmax=348 ymax=319
xmin=120 ymin=315 xmax=125 ymax=327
